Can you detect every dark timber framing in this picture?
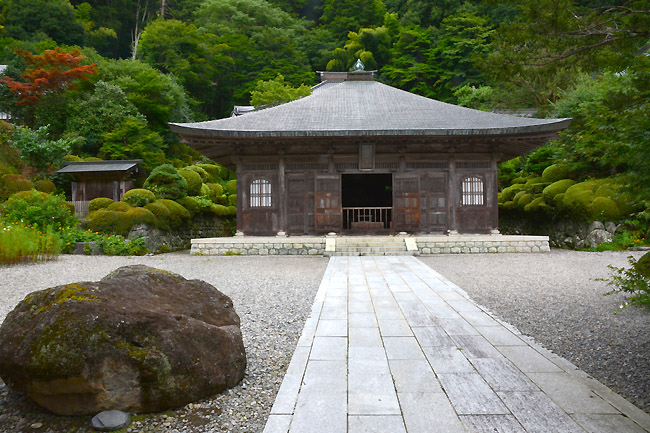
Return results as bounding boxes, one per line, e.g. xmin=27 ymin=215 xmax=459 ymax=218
xmin=171 ymin=72 xmax=570 ymax=236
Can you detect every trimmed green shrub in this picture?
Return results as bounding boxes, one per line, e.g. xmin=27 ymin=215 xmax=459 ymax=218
xmin=3 ymin=190 xmax=77 ymax=229
xmin=542 ymin=179 xmax=576 ymax=203
xmin=228 ymin=194 xmax=237 ymax=206
xmin=511 ymin=177 xmax=526 ymax=185
xmin=157 ymin=198 xmax=191 ymax=229
xmin=34 ymin=179 xmax=56 ymax=193
xmin=524 ymin=197 xmax=550 ymax=213
xmin=210 ymin=204 xmax=229 ymax=216
xmin=512 ymin=190 xmax=527 ymax=205
xmin=177 ymin=196 xmax=200 ymax=217
xmin=122 ymin=188 xmax=156 ymax=207
xmin=528 ymin=182 xmax=549 ymax=194
xmin=85 ymin=207 xmax=155 ymax=236
xmin=563 ymin=181 xmax=597 ymax=219
xmin=88 ymin=197 xmax=114 ymax=213
xmin=185 ymin=165 xmax=210 ymax=183
xmin=199 ymin=183 xmax=210 ymax=197
xmin=524 ymin=177 xmax=543 ymax=189
xmin=63 ymin=155 xmax=81 ymax=161
xmin=500 ymin=184 xmax=526 ymax=203
xmin=143 ymin=164 xmax=187 ymax=200
xmin=63 ymin=201 xmax=76 ymax=216
xmin=227 ymin=205 xmax=237 ymax=215
xmin=178 ymin=168 xmax=202 ymax=196
xmin=541 ymin=163 xmax=571 ymax=183
xmin=144 ymin=201 xmax=171 ymax=229
xmin=82 ymin=157 xmax=102 ymax=161
xmin=195 ymin=164 xmax=222 ymax=182
xmin=206 ymin=183 xmax=224 ymax=201
xmin=517 ymin=193 xmax=533 ymax=208
xmin=589 ymin=197 xmax=622 ymax=221
xmin=553 ymin=192 xmax=566 ymax=208
xmin=1 ymin=174 xmax=33 ymax=198
xmin=225 ymin=179 xmax=237 ymax=195
xmin=107 ymin=201 xmax=132 ymax=212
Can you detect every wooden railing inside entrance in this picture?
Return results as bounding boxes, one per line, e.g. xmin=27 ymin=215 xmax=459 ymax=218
xmin=343 ymin=207 xmax=392 ymax=230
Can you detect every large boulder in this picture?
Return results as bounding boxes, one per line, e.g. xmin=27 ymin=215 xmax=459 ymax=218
xmin=0 ymin=265 xmax=246 ymax=415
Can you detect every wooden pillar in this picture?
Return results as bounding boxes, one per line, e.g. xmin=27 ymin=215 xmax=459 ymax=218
xmin=236 ymin=159 xmax=243 ymax=234
xmin=71 ymin=181 xmax=78 ymax=202
xmin=448 ymin=157 xmax=458 ymax=234
xmin=278 ymin=157 xmax=286 ymax=233
xmin=490 ymin=154 xmax=500 ymax=232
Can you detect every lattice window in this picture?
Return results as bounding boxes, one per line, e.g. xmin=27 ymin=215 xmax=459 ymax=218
xmin=250 ymin=178 xmax=272 ymax=207
xmin=461 ymin=176 xmax=484 ymax=206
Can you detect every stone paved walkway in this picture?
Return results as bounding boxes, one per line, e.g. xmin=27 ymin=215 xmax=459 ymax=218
xmin=262 ymin=256 xmax=650 ymax=433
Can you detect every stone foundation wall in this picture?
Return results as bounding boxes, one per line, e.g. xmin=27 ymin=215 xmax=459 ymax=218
xmin=415 ymin=235 xmax=550 ymax=254
xmin=129 ymin=215 xmax=230 ymax=253
xmin=191 ymin=237 xmax=326 ymax=256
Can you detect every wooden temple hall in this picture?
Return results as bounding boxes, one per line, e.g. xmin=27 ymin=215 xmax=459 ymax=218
xmin=170 ymin=70 xmax=570 ymax=236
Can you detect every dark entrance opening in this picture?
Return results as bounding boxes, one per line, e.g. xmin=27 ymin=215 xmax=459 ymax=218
xmin=342 ymin=174 xmax=392 ymax=231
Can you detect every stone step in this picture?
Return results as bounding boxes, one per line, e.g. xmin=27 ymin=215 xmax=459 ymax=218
xmin=326 ymin=251 xmax=416 ymax=256
xmin=336 ymin=247 xmax=407 ymax=253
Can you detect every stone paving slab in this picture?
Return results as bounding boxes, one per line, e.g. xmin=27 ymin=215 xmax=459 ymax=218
xmin=263 ymin=256 xmax=650 ymax=433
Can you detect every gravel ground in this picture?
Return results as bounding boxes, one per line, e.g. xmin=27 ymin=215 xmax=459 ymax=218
xmin=420 ymin=249 xmax=650 ymax=413
xmin=0 ymin=254 xmax=329 ymax=433
xmin=0 ymin=250 xmax=648 ymax=433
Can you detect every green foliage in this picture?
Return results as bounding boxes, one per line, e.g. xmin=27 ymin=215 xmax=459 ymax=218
xmin=34 ymin=179 xmax=56 ymax=193
xmin=4 ymin=0 xmax=85 ymax=46
xmin=250 ymin=75 xmax=311 ymax=107
xmin=541 ymin=164 xmax=571 ymax=183
xmin=157 ymin=199 xmax=191 ymax=229
xmin=58 ymin=226 xmax=149 ymax=255
xmin=454 ymin=84 xmax=494 ymax=110
xmin=195 ymin=164 xmax=223 ymax=183
xmin=524 ymin=197 xmax=550 ymax=214
xmin=498 ymin=184 xmax=525 ymax=203
xmin=10 ymin=125 xmax=75 ymax=173
xmin=122 ymin=188 xmax=156 ymax=208
xmin=321 ymin=0 xmax=387 ymax=38
xmin=0 ymin=174 xmax=34 ymax=199
xmin=589 ymin=197 xmax=622 ymax=222
xmin=206 ymin=183 xmax=224 ymax=201
xmin=2 ymin=190 xmax=78 ymax=230
xmin=178 ymin=168 xmax=203 ymax=196
xmin=177 ymin=196 xmax=200 ymax=217
xmin=225 ymin=179 xmax=237 ymax=195
xmin=143 ymin=164 xmax=188 ymax=201
xmin=98 ymin=117 xmax=165 ymax=172
xmin=106 ymin=201 xmax=131 ymax=212
xmin=602 ymin=253 xmax=650 ymax=310
xmin=65 ymin=81 xmax=144 ymax=155
xmin=0 ymin=222 xmax=61 ymax=265
xmin=542 ymin=179 xmax=576 ymax=204
xmin=185 ymin=166 xmax=210 ymax=183
xmin=144 ymin=201 xmax=172 ymax=230
xmin=88 ymin=197 xmax=114 ymax=213
xmin=85 ymin=206 xmax=155 ymax=237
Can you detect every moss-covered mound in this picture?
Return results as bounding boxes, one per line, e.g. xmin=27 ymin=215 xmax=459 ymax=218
xmin=0 ymin=265 xmax=246 ymax=415
xmin=122 ymin=188 xmax=155 ymax=207
xmin=178 ymin=168 xmax=202 ymax=196
xmin=88 ymin=197 xmax=114 ymax=213
xmin=143 ymin=164 xmax=187 ymax=200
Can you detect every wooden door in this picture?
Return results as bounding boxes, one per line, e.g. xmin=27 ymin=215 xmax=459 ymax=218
xmin=393 ymin=174 xmax=421 ymax=232
xmin=426 ymin=173 xmax=448 ymax=232
xmin=314 ymin=174 xmax=341 ymax=233
xmin=287 ymin=173 xmax=309 ymax=235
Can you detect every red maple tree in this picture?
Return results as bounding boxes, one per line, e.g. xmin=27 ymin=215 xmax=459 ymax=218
xmin=1 ymin=48 xmax=97 ymax=106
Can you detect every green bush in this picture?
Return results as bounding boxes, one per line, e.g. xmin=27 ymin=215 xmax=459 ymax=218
xmin=143 ymin=164 xmax=188 ymax=200
xmin=524 ymin=197 xmax=550 ymax=213
xmin=524 ymin=177 xmax=544 ymax=189
xmin=88 ymin=197 xmax=114 ymax=213
xmin=157 ymin=198 xmax=191 ymax=229
xmin=206 ymin=183 xmax=224 ymax=201
xmin=225 ymin=179 xmax=237 ymax=195
xmin=516 ymin=193 xmax=533 ymax=208
xmin=107 ymin=201 xmax=132 ymax=212
xmin=1 ymin=174 xmax=33 ymax=198
xmin=553 ymin=192 xmax=566 ymax=208
xmin=589 ymin=197 xmax=622 ymax=221
xmin=528 ymin=182 xmax=549 ymax=194
xmin=195 ymin=164 xmax=222 ymax=182
xmin=85 ymin=207 xmax=155 ymax=236
xmin=563 ymin=181 xmax=596 ymax=219
xmin=541 ymin=163 xmax=571 ymax=183
xmin=185 ymin=165 xmax=210 ymax=183
xmin=144 ymin=201 xmax=172 ymax=229
xmin=34 ymin=179 xmax=56 ymax=193
xmin=177 ymin=196 xmax=200 ymax=217
xmin=542 ymin=179 xmax=576 ymax=203
xmin=199 ymin=183 xmax=210 ymax=197
xmin=227 ymin=205 xmax=237 ymax=215
xmin=500 ymin=184 xmax=526 ymax=203
xmin=210 ymin=204 xmax=230 ymax=216
xmin=228 ymin=194 xmax=237 ymax=206
xmin=178 ymin=168 xmax=202 ymax=196
xmin=3 ymin=190 xmax=78 ymax=229
xmin=122 ymin=188 xmax=156 ymax=207
xmin=602 ymin=252 xmax=650 ymax=310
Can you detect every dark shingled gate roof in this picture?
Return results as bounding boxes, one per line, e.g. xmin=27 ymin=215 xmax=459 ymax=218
xmin=57 ymin=160 xmax=143 ymax=174
xmin=170 ymin=80 xmax=571 ymax=139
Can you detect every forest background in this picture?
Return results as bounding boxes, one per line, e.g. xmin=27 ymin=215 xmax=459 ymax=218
xmin=0 ymin=0 xmax=648 ymax=250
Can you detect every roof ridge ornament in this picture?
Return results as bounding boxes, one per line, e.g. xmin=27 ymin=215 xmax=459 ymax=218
xmin=352 ymin=59 xmax=365 ymax=71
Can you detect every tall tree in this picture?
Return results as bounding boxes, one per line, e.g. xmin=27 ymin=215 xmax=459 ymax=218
xmin=320 ymin=0 xmax=387 ymax=40
xmin=3 ymin=0 xmax=86 ymax=46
